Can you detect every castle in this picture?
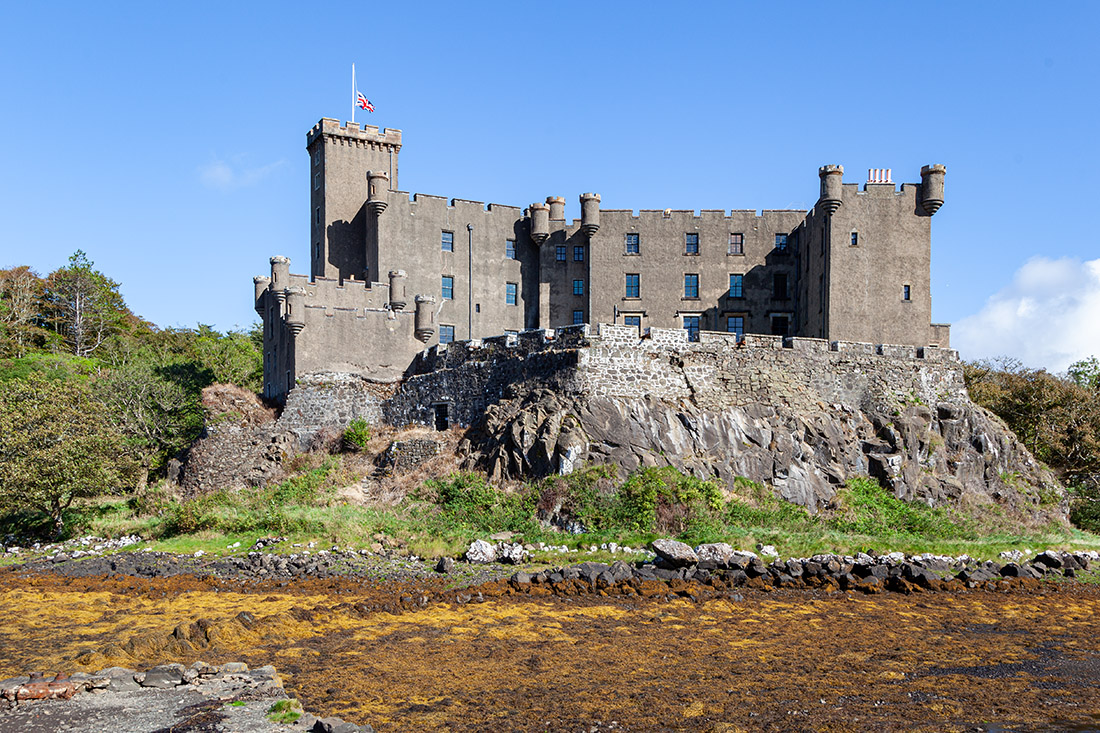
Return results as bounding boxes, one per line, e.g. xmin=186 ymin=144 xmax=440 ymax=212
xmin=255 ymin=118 xmax=949 ymax=404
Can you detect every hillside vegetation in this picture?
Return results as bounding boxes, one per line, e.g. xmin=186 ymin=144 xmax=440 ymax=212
xmin=1 ymin=253 xmax=1099 ymax=556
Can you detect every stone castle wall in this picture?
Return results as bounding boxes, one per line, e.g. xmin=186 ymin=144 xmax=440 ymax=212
xmin=382 ymin=323 xmax=964 ymax=430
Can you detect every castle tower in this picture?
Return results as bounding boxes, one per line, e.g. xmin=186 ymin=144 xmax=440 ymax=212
xmin=306 ymin=119 xmax=402 ymax=282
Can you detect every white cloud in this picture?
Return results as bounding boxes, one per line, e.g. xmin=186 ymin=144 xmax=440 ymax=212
xmin=953 ymin=256 xmax=1100 ymax=372
xmin=199 ymin=156 xmax=285 ymax=191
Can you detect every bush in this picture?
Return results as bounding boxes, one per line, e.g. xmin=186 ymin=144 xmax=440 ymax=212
xmin=1069 ymin=482 xmax=1100 ymax=533
xmin=612 ymin=467 xmax=724 ymax=535
xmin=830 ymin=477 xmax=973 ymax=539
xmin=342 ymin=418 xmax=371 ymax=452
xmin=0 ymin=374 xmax=134 ymax=536
xmin=423 ymin=472 xmax=538 ymax=535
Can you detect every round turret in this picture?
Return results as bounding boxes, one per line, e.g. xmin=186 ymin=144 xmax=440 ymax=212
xmin=529 ymin=202 xmax=550 ymax=246
xmin=818 ymin=165 xmax=843 ymax=215
xmin=414 ymin=294 xmax=436 ymax=342
xmin=367 ymin=170 xmax=389 ymax=215
xmin=546 ymin=196 xmax=566 ymax=221
xmin=580 ymin=193 xmax=601 ymax=237
xmin=920 ymin=164 xmax=946 ymax=215
xmin=285 ymin=286 xmax=306 ymax=335
xmin=253 ymin=276 xmax=270 ymax=315
xmin=388 ymin=270 xmax=408 ymax=311
xmin=270 ymin=256 xmax=290 ymax=301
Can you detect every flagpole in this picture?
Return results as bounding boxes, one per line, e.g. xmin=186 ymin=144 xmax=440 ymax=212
xmin=351 ymin=63 xmax=356 ymax=124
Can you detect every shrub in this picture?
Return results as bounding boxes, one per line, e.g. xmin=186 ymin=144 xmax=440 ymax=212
xmin=829 ymin=476 xmax=973 ymax=539
xmin=613 ymin=467 xmax=724 ymax=535
xmin=342 ymin=418 xmax=371 ymax=452
xmin=424 ymin=472 xmax=538 ymax=535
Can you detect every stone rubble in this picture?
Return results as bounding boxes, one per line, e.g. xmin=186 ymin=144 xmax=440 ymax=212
xmin=0 ymin=662 xmax=374 ymax=732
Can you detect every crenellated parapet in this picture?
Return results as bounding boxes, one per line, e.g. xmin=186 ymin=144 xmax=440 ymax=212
xmin=306 ymin=118 xmax=402 ymax=151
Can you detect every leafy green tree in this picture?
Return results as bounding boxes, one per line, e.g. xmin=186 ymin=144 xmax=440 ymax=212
xmin=1069 ymin=356 xmax=1100 ymax=392
xmin=191 ymin=324 xmax=263 ymax=390
xmin=95 ymin=344 xmax=205 ymax=487
xmin=43 ymin=251 xmax=128 ymax=358
xmin=0 ymin=374 xmax=133 ymax=536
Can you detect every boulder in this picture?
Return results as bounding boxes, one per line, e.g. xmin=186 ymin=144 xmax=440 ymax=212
xmin=465 ymin=540 xmax=497 ymax=564
xmin=497 ymin=542 xmax=529 ymax=565
xmin=695 ymin=543 xmax=736 ymax=567
xmin=650 ymin=539 xmax=698 ymax=567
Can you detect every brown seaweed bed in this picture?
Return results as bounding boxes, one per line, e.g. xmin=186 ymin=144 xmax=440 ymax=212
xmin=2 ymin=569 xmax=1100 ymax=732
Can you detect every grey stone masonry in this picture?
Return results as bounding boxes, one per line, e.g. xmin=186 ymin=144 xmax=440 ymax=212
xmin=382 ymin=323 xmax=963 ymax=430
xmin=277 ymin=373 xmax=394 ymax=447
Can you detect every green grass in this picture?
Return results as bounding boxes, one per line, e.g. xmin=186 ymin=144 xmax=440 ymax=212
xmin=266 ymin=699 xmax=302 ymax=723
xmin=7 ymin=462 xmax=1100 ymax=563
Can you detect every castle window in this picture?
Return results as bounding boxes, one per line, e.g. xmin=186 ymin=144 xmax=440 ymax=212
xmin=684 ymin=273 xmax=699 ymax=299
xmin=903 ymin=284 xmax=911 ymax=301
xmin=775 ymin=233 xmax=788 ymax=251
xmin=773 ymin=273 xmax=788 ymax=299
xmin=556 ymin=245 xmax=566 ymax=262
xmin=315 ymin=207 xmax=321 ymax=225
xmin=506 ymin=282 xmax=517 ymax=305
xmin=726 ymin=315 xmax=745 ymax=338
xmin=624 ymin=315 xmax=641 ymax=332
xmin=683 ymin=315 xmax=701 ymax=342
xmin=685 ymin=233 xmax=699 ymax=255
xmin=574 ymin=245 xmax=585 ymax=262
xmin=441 ymin=231 xmax=454 ymax=252
xmin=314 ymin=171 xmax=320 ymax=191
xmin=771 ymin=315 xmax=790 ymax=336
xmin=441 ymin=276 xmax=454 ymax=300
xmin=625 ymin=233 xmax=640 ymax=254
xmin=439 ymin=325 xmax=455 ymax=344
xmin=625 ymin=273 xmax=640 ymax=298
xmin=573 ymin=279 xmax=585 ymax=296
xmin=728 ymin=233 xmax=744 ymax=255
xmin=505 ymin=239 xmax=516 ymax=259
xmin=573 ymin=310 xmax=584 ymax=325
xmin=729 ymin=273 xmax=743 ymax=298
xmin=851 ymin=231 xmax=859 ymax=246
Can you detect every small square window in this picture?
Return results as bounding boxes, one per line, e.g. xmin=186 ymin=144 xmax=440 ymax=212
xmin=574 ymin=245 xmax=585 ymax=262
xmin=441 ymin=276 xmax=454 ymax=300
xmin=683 ymin=315 xmax=701 ymax=342
xmin=625 ymin=233 xmax=640 ymax=254
xmin=625 ymin=273 xmax=640 ymax=298
xmin=685 ymin=233 xmax=699 ymax=254
xmin=850 ymin=232 xmax=859 ymax=246
xmin=573 ymin=279 xmax=585 ymax=296
xmin=729 ymin=274 xmax=743 ymax=298
xmin=573 ymin=310 xmax=584 ymax=325
xmin=439 ymin=325 xmax=455 ymax=344
xmin=726 ymin=316 xmax=744 ymax=337
xmin=442 ymin=231 xmax=454 ymax=252
xmin=903 ymin=285 xmax=911 ymax=301
xmin=506 ymin=282 xmax=517 ymax=305
xmin=684 ymin=273 xmax=699 ymax=299
xmin=775 ymin=233 xmax=788 ymax=251
xmin=505 ymin=239 xmax=516 ymax=259
xmin=728 ymin=233 xmax=744 ymax=255
xmin=624 ymin=315 xmax=641 ymax=332
xmin=556 ymin=245 xmax=567 ymax=262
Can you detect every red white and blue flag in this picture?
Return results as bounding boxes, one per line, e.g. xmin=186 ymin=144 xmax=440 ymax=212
xmin=357 ymin=91 xmax=374 ymax=113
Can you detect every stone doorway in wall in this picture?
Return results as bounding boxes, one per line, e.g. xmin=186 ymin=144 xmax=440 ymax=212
xmin=433 ymin=403 xmax=450 ymax=431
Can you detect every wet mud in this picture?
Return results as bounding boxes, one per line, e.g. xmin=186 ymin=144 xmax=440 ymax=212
xmin=2 ymin=570 xmax=1100 ymax=732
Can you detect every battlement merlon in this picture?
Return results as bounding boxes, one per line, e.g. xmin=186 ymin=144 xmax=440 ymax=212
xmin=306 ymin=118 xmax=402 ymax=150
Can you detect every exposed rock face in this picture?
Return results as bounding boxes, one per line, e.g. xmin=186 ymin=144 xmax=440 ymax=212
xmin=461 ymin=388 xmax=1060 ymax=519
xmin=176 ymin=385 xmax=294 ymax=497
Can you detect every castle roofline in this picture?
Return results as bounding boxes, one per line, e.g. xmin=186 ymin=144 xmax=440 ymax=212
xmin=307 ymin=118 xmax=402 ymax=148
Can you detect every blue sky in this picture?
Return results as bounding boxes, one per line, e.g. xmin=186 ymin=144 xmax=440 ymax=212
xmin=2 ymin=2 xmax=1098 ymax=370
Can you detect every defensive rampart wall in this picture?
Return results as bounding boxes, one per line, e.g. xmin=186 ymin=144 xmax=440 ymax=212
xmin=383 ymin=323 xmax=964 ymax=429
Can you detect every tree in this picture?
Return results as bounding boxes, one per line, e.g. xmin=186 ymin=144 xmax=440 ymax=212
xmin=0 ymin=374 xmax=133 ymax=536
xmin=43 ymin=251 xmax=128 ymax=358
xmin=0 ymin=266 xmax=51 ymax=357
xmin=1069 ymin=357 xmax=1100 ymax=392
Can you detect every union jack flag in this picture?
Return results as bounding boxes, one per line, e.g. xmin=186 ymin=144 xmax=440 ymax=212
xmin=357 ymin=92 xmax=374 ymax=112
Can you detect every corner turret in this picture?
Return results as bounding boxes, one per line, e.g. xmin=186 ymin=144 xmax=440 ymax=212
xmin=920 ymin=164 xmax=946 ymax=215
xmin=367 ymin=170 xmax=389 ymax=216
xmin=818 ymin=165 xmax=843 ymax=215
xmin=389 ymin=270 xmax=408 ymax=311
xmin=580 ymin=193 xmax=601 ymax=237
xmin=529 ymin=202 xmax=550 ymax=245
xmin=546 ymin=196 xmax=566 ymax=221
xmin=270 ymin=256 xmax=290 ymax=303
xmin=285 ymin=286 xmax=306 ymax=335
xmin=415 ymin=295 xmax=436 ymax=342
xmin=253 ymin=276 xmax=270 ymax=315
